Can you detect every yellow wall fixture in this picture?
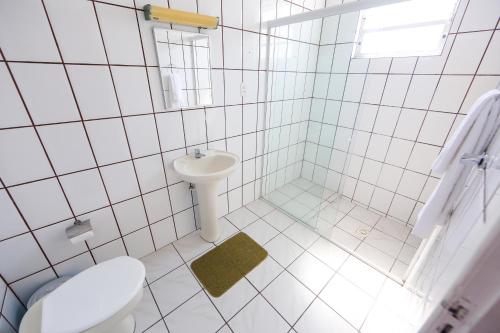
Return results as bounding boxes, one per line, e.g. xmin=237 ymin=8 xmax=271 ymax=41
xmin=143 ymin=5 xmax=219 ymax=29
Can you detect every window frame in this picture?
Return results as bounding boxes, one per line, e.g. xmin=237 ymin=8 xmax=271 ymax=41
xmin=352 ymin=0 xmax=460 ymax=59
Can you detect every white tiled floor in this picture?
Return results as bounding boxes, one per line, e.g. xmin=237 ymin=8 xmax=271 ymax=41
xmin=262 ymin=178 xmax=422 ymax=279
xmin=135 ymin=197 xmax=423 ymax=333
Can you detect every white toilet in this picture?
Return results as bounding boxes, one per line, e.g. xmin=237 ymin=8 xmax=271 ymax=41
xmin=19 ymin=256 xmax=145 ymax=333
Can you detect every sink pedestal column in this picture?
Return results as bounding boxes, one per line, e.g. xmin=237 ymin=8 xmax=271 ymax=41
xmin=196 ymin=183 xmax=220 ymax=242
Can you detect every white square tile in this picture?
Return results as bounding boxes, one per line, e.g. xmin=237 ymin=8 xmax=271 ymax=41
xmin=246 ymin=256 xmax=283 ymax=291
xmin=396 ymin=170 xmax=427 ymax=200
xmin=10 ymin=267 xmax=56 ymax=306
xmin=151 ymin=217 xmax=177 ymax=249
xmin=339 ymin=256 xmax=386 ymax=297
xmin=361 ymin=302 xmax=415 ymax=333
xmin=0 ymin=128 xmax=54 ymax=186
xmin=336 ymin=216 xmax=371 ymax=239
xmin=165 ymin=291 xmax=224 ymax=333
xmin=320 ymin=274 xmax=373 ymax=329
xmin=283 ymin=223 xmax=319 ymax=249
xmin=174 ymin=231 xmax=214 ymax=262
xmin=60 ymin=169 xmax=108 ymax=215
xmin=0 ymin=0 xmax=60 ymax=62
xmin=206 ymin=107 xmax=226 ymax=141
xmin=78 ymin=207 xmax=119 ymax=248
xmin=0 ymin=189 xmax=28 ymax=240
xmin=101 ymin=161 xmax=140 ymax=203
xmin=246 ymin=199 xmax=275 ymax=217
xmin=0 ymin=63 xmax=30 ymax=128
xmin=10 ymin=63 xmax=79 ymax=124
xmin=381 ymin=75 xmax=411 ymax=107
xmin=348 ymin=206 xmax=381 ymax=227
xmin=288 ymin=252 xmax=334 ymax=294
xmin=361 ymin=74 xmax=387 ymax=104
xmin=390 ymin=58 xmax=417 ymax=74
xmin=262 ymin=271 xmax=315 ymax=324
xmin=223 ymin=28 xmax=242 ymax=69
xmin=141 ymin=244 xmax=183 ymax=283
xmin=225 ymin=207 xmax=259 ymax=229
xmin=224 ymin=70 xmax=243 ymax=105
xmin=373 ymin=106 xmax=400 ymax=136
xmin=243 ymin=31 xmax=260 ymax=70
xmin=295 ymin=299 xmax=357 ymax=333
xmin=397 ymin=244 xmax=417 ymax=265
xmin=10 ymin=178 xmax=72 ymax=229
xmin=222 ymin=0 xmax=242 ymax=28
xmin=0 ymin=233 xmax=49 ymax=282
xmin=385 ymin=138 xmax=413 ymax=168
xmin=209 ymin=278 xmax=257 ymax=320
xmin=229 ymin=295 xmax=290 ymax=333
xmin=444 ymin=31 xmax=492 ymax=74
xmin=365 ymin=134 xmax=390 ymax=162
xmin=394 ymin=108 xmax=425 ymax=141
xmin=354 ymin=104 xmax=377 ymax=132
xmin=478 ymin=32 xmax=500 ymax=75
xmin=364 ymin=229 xmax=403 ymax=257
xmin=133 ymin=287 xmax=162 ymax=332
xmin=156 ymin=112 xmax=185 ymax=151
xmin=174 ymin=208 xmax=197 ymax=239
xmin=95 ymin=3 xmax=144 ymax=65
xmin=262 ymin=210 xmax=295 ymax=231
xmin=375 ymin=218 xmax=411 ymax=242
xmin=124 ymin=227 xmax=155 ymax=258
xmin=406 ymin=143 xmax=440 ymax=174
xmin=92 ymin=239 xmax=127 ymax=263
xmin=111 ymin=66 xmax=153 ymax=115
xmin=459 ymin=0 xmax=500 ymax=31
xmin=388 ymin=195 xmax=415 ymax=222
xmin=54 ymin=252 xmax=94 ymax=277
xmin=169 ymin=182 xmax=193 ymax=214
xmin=86 ymin=119 xmax=131 ymax=165
xmin=430 ymin=75 xmax=473 ymax=113
xmin=226 ymin=105 xmax=243 ymax=137
xmin=182 ymin=110 xmax=207 ymax=146
xmin=34 ymin=220 xmax=88 ymax=263
xmin=45 ymin=0 xmax=106 ymax=63
xmin=243 ymin=219 xmax=279 ymax=245
xmin=403 ymin=75 xmax=440 ymax=109
xmin=124 ymin=115 xmax=160 ymax=158
xmin=264 ymin=234 xmax=304 ymax=267
xmin=326 ymin=227 xmax=361 ymax=252
xmin=359 ymin=159 xmax=382 ymax=185
xmin=113 ymin=197 xmax=148 ymax=234
xmin=143 ymin=188 xmax=172 ymax=223
xmin=134 ymin=155 xmax=166 ymax=193
xmin=38 ymin=123 xmax=96 ymax=174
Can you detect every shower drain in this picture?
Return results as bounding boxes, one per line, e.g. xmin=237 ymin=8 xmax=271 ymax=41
xmin=355 ymin=227 xmax=369 ymax=238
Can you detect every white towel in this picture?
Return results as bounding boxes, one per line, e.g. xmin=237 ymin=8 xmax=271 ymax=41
xmin=166 ymin=71 xmax=186 ymax=109
xmin=412 ymin=89 xmax=500 ymax=238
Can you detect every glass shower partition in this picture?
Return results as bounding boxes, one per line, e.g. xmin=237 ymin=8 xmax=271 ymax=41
xmin=260 ymin=12 xmax=354 ymax=234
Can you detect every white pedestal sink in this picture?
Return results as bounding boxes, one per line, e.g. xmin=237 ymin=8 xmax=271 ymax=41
xmin=173 ymin=150 xmax=239 ymax=242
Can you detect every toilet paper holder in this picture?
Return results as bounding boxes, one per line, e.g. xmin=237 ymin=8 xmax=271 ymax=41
xmin=66 ymin=219 xmax=94 ymax=244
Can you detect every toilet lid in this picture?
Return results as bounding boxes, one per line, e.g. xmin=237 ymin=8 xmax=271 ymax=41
xmin=41 ymin=256 xmax=145 ymax=333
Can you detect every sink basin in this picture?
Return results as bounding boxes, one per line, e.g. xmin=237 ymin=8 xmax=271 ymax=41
xmin=173 ymin=150 xmax=239 ymax=242
xmin=173 ymin=150 xmax=239 ymax=184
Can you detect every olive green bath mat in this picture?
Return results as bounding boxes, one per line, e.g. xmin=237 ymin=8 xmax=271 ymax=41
xmin=191 ymin=232 xmax=268 ymax=297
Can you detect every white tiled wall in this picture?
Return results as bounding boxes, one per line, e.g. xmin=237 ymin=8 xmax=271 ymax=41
xmin=303 ymin=0 xmax=500 ymax=225
xmin=0 ymin=0 xmax=325 ymax=327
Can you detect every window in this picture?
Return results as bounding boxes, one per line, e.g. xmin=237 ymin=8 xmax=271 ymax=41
xmin=353 ymin=0 xmax=460 ymax=58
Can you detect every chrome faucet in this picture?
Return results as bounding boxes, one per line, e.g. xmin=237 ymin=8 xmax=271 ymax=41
xmin=194 ymin=148 xmax=205 ymax=159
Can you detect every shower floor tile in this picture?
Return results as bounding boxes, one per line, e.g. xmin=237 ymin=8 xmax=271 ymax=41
xmin=262 ymin=178 xmax=422 ymax=280
xmin=135 ymin=195 xmax=422 ymax=333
